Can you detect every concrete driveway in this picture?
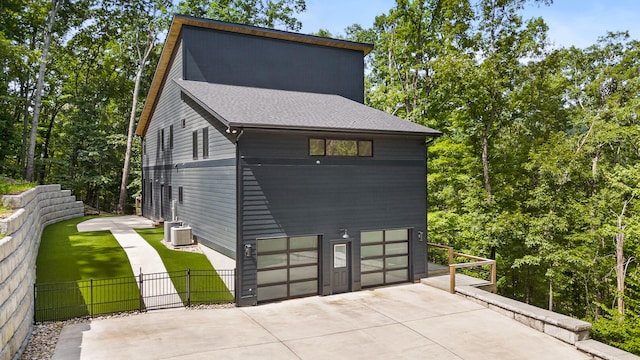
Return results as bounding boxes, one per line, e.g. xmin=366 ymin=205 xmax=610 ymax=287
xmin=53 ymin=283 xmax=589 ymax=360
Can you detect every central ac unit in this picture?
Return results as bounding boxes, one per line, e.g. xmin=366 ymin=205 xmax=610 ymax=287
xmin=171 ymin=226 xmax=192 ymax=246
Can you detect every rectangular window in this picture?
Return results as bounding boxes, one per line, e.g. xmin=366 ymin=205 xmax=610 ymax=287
xmin=178 ymin=186 xmax=183 ymax=203
xmin=192 ymin=131 xmax=198 ymax=159
xmin=168 ymin=186 xmax=172 ymax=200
xmin=309 ymin=138 xmax=373 ymax=157
xmin=149 ymin=181 xmax=153 ymax=205
xmin=181 ymin=118 xmax=186 ymax=128
xmin=309 ymin=138 xmax=325 ymax=156
xmin=202 ymin=127 xmax=209 ymax=158
xmin=327 ymin=139 xmax=357 ymax=156
xmin=142 ymin=139 xmax=146 ymax=155
xmin=161 ymin=128 xmax=165 ymax=151
xmin=169 ymin=125 xmax=174 ymax=149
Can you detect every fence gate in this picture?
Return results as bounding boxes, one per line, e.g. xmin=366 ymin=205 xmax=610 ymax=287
xmin=34 ymin=269 xmax=235 ymax=322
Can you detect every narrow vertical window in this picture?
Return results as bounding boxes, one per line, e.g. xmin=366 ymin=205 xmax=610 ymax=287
xmin=202 ymin=127 xmax=209 ymax=159
xmin=178 ymin=186 xmax=183 ymax=203
xmin=181 ymin=119 xmax=186 ymax=128
xmin=192 ymin=130 xmax=198 ymax=159
xmin=169 ymin=125 xmax=174 ymax=149
xmin=142 ymin=139 xmax=146 ymax=155
xmin=161 ymin=128 xmax=165 ymax=151
xmin=149 ymin=181 xmax=153 ymax=205
xmin=168 ymin=186 xmax=172 ymax=200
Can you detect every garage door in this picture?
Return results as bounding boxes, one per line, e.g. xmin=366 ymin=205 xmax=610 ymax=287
xmin=360 ymin=229 xmax=410 ymax=287
xmin=256 ymin=235 xmax=319 ymax=302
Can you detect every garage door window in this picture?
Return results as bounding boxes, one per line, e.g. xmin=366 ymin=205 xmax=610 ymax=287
xmin=257 ymin=235 xmax=319 ymax=302
xmin=361 ymin=229 xmax=410 ymax=287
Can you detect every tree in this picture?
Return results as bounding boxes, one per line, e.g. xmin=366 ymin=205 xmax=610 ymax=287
xmin=117 ymin=0 xmax=171 ymax=214
xmin=25 ymin=0 xmax=60 ymax=181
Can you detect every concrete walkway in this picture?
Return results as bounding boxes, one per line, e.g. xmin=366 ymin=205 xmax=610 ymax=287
xmin=53 ymin=283 xmax=591 ymax=360
xmin=77 ymin=216 xmax=181 ymax=308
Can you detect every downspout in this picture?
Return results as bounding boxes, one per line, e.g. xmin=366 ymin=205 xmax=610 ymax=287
xmin=141 ymin=136 xmax=145 ymax=217
xmin=234 ymin=128 xmax=248 ymax=306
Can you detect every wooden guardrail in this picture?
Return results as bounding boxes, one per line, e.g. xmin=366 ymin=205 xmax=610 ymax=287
xmin=427 ymin=243 xmax=497 ymax=294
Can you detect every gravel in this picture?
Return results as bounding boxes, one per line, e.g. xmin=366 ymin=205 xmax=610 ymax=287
xmin=20 ymin=305 xmax=233 ymax=359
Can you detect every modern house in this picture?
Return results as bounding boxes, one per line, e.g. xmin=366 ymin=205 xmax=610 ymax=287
xmin=136 ymin=14 xmax=441 ymax=306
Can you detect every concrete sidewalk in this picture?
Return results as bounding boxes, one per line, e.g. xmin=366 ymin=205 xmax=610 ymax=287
xmin=53 ymin=284 xmax=590 ymax=360
xmin=77 ymin=216 xmax=181 ymax=308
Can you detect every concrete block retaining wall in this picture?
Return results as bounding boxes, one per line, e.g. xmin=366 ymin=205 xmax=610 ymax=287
xmin=457 ymin=285 xmax=640 ymax=360
xmin=0 ymin=185 xmax=83 ymax=360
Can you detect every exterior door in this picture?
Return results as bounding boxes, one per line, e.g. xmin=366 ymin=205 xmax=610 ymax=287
xmin=331 ymin=241 xmax=351 ymax=294
xmin=160 ymin=184 xmax=165 ymax=219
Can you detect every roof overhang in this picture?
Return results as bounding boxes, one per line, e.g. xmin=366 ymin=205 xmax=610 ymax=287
xmin=135 ymin=14 xmax=374 ymax=137
xmin=175 ymin=79 xmax=442 ymax=137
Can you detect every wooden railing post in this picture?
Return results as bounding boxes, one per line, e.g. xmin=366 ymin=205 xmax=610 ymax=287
xmin=491 ymin=261 xmax=497 ymax=286
xmin=449 ymin=265 xmax=456 ymax=294
xmin=448 ymin=247 xmax=454 ymax=265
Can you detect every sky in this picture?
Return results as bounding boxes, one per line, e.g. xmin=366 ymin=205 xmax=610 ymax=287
xmin=299 ymin=0 xmax=640 ymax=49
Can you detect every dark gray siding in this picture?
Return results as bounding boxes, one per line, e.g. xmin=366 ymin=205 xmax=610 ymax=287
xmin=142 ymin=39 xmax=237 ymax=258
xmin=237 ymin=130 xmax=427 ymax=305
xmin=182 ymin=26 xmax=365 ymax=103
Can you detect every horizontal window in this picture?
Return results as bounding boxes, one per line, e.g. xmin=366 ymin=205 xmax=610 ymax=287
xmin=309 ymin=138 xmax=373 ymax=157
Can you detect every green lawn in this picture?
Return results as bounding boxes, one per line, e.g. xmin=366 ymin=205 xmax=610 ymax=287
xmin=36 ymin=216 xmax=141 ymax=320
xmin=136 ymin=227 xmax=234 ymax=304
xmin=34 ymin=217 xmax=233 ymax=321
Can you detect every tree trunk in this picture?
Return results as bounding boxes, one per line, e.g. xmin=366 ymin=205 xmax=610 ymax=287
xmin=25 ymin=0 xmax=59 ymax=181
xmin=117 ymin=31 xmax=155 ymax=214
xmin=38 ymin=107 xmax=59 ymax=184
xmin=613 ymin=197 xmax=632 ymax=317
xmin=548 ymin=277 xmax=553 ymax=311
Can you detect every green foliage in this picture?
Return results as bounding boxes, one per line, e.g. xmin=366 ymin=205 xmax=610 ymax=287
xmin=0 ymin=177 xmax=36 ymax=195
xmin=352 ymin=0 xmax=640 ymax=353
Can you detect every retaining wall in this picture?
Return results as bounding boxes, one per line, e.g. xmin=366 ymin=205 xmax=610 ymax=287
xmin=0 ymin=185 xmax=83 ymax=360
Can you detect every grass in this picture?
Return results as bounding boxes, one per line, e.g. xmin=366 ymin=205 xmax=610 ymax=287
xmin=0 ymin=177 xmax=36 ymax=196
xmin=36 ymin=216 xmax=141 ymax=320
xmin=0 ymin=177 xmax=36 ymax=233
xmin=136 ymin=227 xmax=235 ymax=304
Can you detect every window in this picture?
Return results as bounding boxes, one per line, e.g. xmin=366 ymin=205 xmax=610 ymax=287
xmin=309 ymin=138 xmax=325 ymax=156
xmin=168 ymin=186 xmax=172 ymax=200
xmin=169 ymin=125 xmax=174 ymax=149
xmin=142 ymin=139 xmax=146 ymax=155
xmin=181 ymin=118 xmax=186 ymax=128
xmin=161 ymin=128 xmax=165 ymax=151
xmin=149 ymin=181 xmax=153 ymax=205
xmin=309 ymin=138 xmax=373 ymax=157
xmin=178 ymin=187 xmax=183 ymax=203
xmin=192 ymin=130 xmax=198 ymax=159
xmin=202 ymin=127 xmax=209 ymax=158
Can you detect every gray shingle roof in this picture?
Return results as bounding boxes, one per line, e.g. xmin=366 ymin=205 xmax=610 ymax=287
xmin=174 ymin=79 xmax=442 ymax=136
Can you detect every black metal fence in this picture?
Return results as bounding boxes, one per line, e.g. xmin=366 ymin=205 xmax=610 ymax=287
xmin=34 ymin=269 xmax=235 ymax=322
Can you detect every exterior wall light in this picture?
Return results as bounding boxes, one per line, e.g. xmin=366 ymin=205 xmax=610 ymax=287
xmin=341 ymin=229 xmax=349 ymax=239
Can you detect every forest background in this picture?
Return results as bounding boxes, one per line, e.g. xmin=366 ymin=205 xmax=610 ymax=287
xmin=1 ymin=0 xmax=638 ymax=353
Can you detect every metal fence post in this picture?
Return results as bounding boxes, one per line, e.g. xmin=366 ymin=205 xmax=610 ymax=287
xmin=186 ymin=268 xmax=191 ymax=307
xmin=139 ymin=269 xmax=144 ymax=312
xmin=33 ymin=284 xmax=37 ymax=324
xmin=90 ymin=279 xmax=94 ymax=318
